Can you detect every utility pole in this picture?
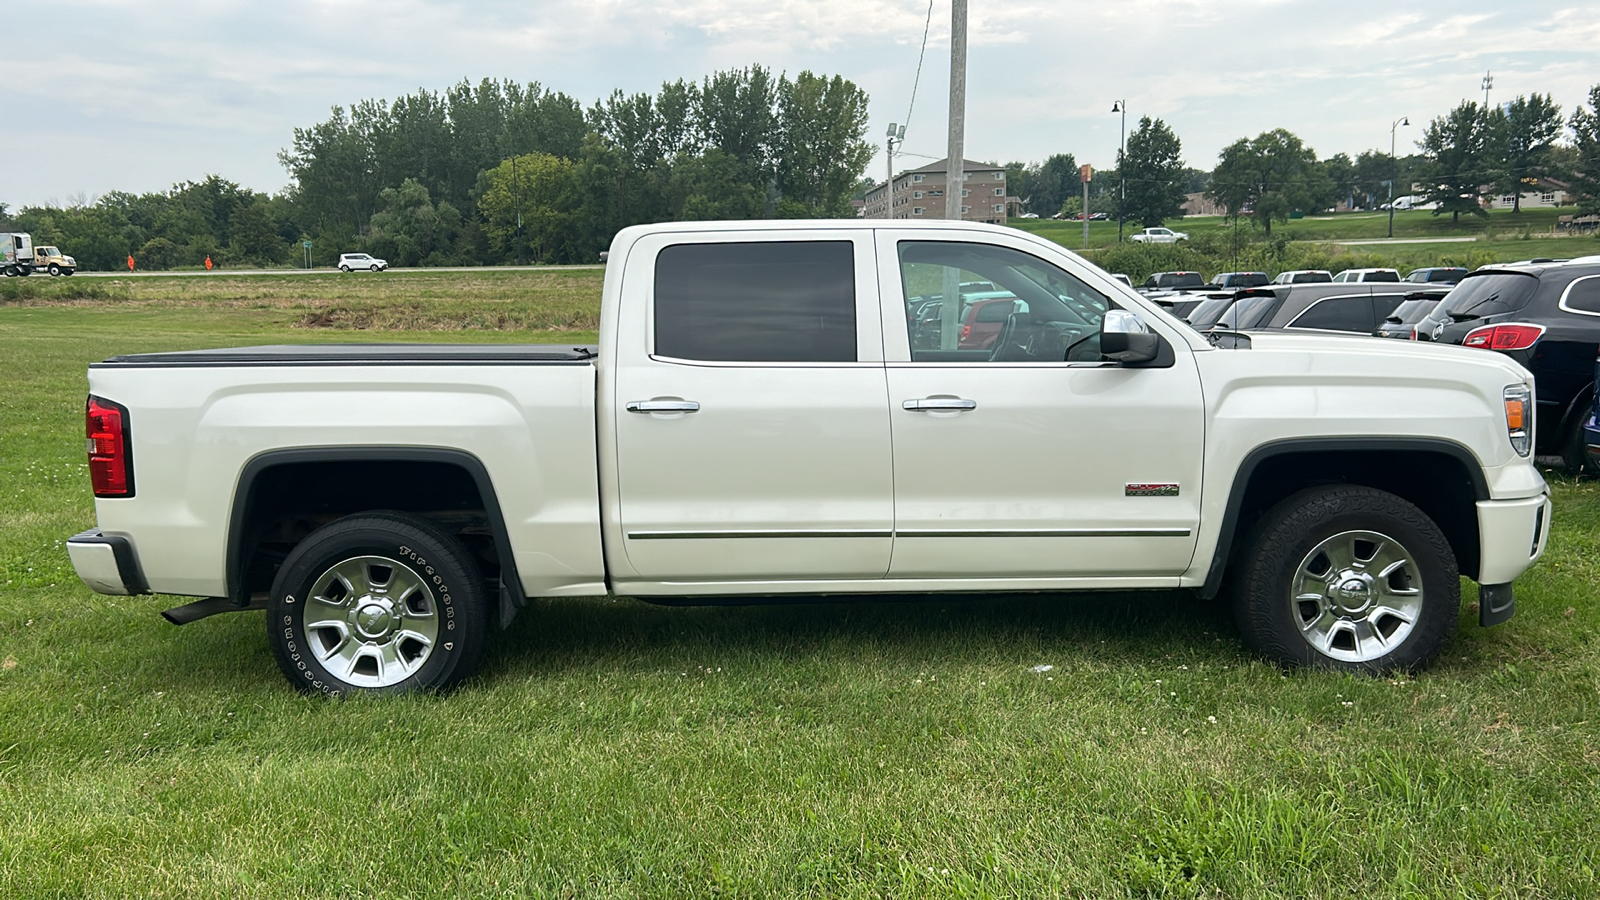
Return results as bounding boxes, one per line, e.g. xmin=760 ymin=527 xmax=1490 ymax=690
xmin=511 ymin=154 xmax=524 ymax=267
xmin=938 ymin=0 xmax=968 ymax=350
xmin=1388 ymin=116 xmax=1409 ymax=239
xmin=884 ymin=122 xmax=905 ymax=218
xmin=1482 ymin=71 xmax=1494 ymax=111
xmin=1111 ymin=100 xmax=1127 ymax=242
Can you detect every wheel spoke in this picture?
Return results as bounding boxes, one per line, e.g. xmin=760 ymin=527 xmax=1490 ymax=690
xmin=303 ymin=603 xmax=349 ymax=629
xmin=1286 ymin=528 xmax=1425 ymax=664
xmin=307 ymin=621 xmax=351 ymax=661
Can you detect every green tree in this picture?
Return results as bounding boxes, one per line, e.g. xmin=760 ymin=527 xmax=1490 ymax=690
xmin=229 ymin=200 xmax=287 ymax=265
xmin=1418 ymin=101 xmax=1492 ymax=223
xmin=478 ymin=153 xmax=576 ymax=264
xmin=1352 ymin=150 xmax=1398 ymax=208
xmin=1495 ymin=93 xmax=1563 ymax=212
xmin=136 ymin=237 xmax=179 ymax=270
xmin=772 ymin=71 xmax=873 ymax=217
xmin=1568 ymin=85 xmax=1600 ymax=214
xmin=1119 ymin=116 xmax=1187 ymax=227
xmin=668 ymin=149 xmax=766 ymax=220
xmin=1320 ymin=153 xmax=1356 ymax=209
xmin=1025 ymin=154 xmax=1078 ymax=218
xmin=368 ymin=179 xmax=462 ymax=266
xmin=1207 ymin=129 xmax=1328 ymax=235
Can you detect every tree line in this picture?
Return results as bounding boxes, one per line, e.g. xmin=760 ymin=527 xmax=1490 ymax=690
xmin=1002 ymin=84 xmax=1600 ymax=235
xmin=0 ymin=66 xmax=873 ymax=270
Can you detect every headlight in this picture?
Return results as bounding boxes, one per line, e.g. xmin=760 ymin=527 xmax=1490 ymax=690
xmin=1504 ymin=384 xmax=1533 ymax=457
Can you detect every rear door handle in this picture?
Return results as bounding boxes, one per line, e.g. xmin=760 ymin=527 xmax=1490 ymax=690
xmin=626 ymin=400 xmax=701 ymax=413
xmin=902 ymin=398 xmax=977 ymax=412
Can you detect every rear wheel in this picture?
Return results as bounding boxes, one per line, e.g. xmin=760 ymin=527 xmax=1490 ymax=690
xmin=339 ymin=264 xmax=351 ymax=272
xmin=267 ymin=512 xmax=488 ymax=696
xmin=1232 ymin=486 xmax=1458 ymax=674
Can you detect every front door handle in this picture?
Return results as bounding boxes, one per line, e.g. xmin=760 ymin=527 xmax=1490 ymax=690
xmin=902 ymin=398 xmax=977 ymax=412
xmin=626 ymin=399 xmax=701 ymax=413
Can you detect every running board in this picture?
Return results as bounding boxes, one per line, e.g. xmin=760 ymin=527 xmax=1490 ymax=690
xmin=162 ymin=595 xmax=267 ymax=625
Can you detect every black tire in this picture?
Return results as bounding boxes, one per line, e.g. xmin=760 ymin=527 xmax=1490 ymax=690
xmin=1 ymin=266 xmax=13 ymax=277
xmin=1232 ymin=486 xmax=1458 ymax=674
xmin=48 ymin=264 xmax=61 ymax=276
xmin=370 ymin=264 xmax=381 ymax=272
xmin=339 ymin=264 xmax=351 ymax=272
xmin=1555 ymin=407 xmax=1597 ymax=477
xmin=267 ymin=512 xmax=488 ymax=697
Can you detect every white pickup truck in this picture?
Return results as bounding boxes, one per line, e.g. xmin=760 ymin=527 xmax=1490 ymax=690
xmin=67 ymin=219 xmax=1550 ymax=696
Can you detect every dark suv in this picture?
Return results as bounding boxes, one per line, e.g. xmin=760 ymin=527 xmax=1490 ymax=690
xmin=1416 ymin=258 xmax=1600 ymax=471
xmin=1188 ymin=283 xmax=1410 ymax=335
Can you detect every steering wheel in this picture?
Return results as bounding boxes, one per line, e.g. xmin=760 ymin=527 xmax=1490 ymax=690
xmin=989 ymin=312 xmax=1022 ymax=361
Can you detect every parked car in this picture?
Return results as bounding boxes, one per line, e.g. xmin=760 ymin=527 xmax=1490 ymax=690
xmin=1271 ymin=270 xmax=1333 ymax=285
xmin=957 ymin=296 xmax=1027 ymax=350
xmin=1129 ymin=227 xmax=1189 ymax=244
xmin=1332 ymin=268 xmax=1401 ymax=283
xmin=1207 ymin=272 xmax=1270 ymax=289
xmin=1373 ymin=289 xmax=1451 ymax=340
xmin=338 ymin=252 xmax=388 ymax=272
xmin=1404 ymin=267 xmax=1468 ymax=285
xmin=1088 ymin=212 xmax=1110 ymax=221
xmin=1585 ymin=356 xmax=1600 ymax=473
xmin=1138 ymin=271 xmax=1206 ymax=292
xmin=1415 ymin=258 xmax=1600 ymax=471
xmin=1110 ymin=273 xmax=1134 ymax=288
xmin=1189 ymin=284 xmax=1412 ymax=337
xmin=67 ymin=217 xmax=1547 ymax=693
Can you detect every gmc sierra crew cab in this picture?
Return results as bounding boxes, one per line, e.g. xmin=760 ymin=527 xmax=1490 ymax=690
xmin=67 ymin=219 xmax=1550 ymax=695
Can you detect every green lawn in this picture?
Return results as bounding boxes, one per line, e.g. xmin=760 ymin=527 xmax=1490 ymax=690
xmin=4 ymin=278 xmax=1600 ymax=897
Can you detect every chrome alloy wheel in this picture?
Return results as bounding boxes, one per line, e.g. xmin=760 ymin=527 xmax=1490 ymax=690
xmin=1289 ymin=530 xmax=1423 ymax=663
xmin=302 ymin=555 xmax=440 ymax=688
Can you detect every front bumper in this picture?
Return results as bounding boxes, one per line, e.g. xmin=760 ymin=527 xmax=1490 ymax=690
xmin=1476 ymin=494 xmax=1550 ymax=587
xmin=66 ymin=529 xmax=148 ymax=595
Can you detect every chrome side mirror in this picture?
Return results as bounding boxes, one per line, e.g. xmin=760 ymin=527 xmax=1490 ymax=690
xmin=1101 ymin=309 xmax=1160 ymax=363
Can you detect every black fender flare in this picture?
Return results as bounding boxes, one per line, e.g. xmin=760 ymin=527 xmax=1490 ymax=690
xmin=1198 ymin=437 xmax=1490 ymax=599
xmin=225 ymin=447 xmax=526 ymax=616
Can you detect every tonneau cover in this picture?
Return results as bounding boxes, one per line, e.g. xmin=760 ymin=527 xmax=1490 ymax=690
xmin=93 ymin=344 xmax=598 ymax=367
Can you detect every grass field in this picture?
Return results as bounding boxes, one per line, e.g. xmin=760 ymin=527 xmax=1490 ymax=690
xmin=4 ymin=272 xmax=1600 ymax=897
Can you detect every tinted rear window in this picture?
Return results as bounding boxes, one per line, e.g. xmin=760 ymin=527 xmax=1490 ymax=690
xmin=1387 ymin=298 xmax=1440 ymax=323
xmin=654 ymin=241 xmax=856 ymax=362
xmin=1364 ymin=271 xmax=1401 ymax=282
xmin=1187 ymin=296 xmax=1236 ymax=328
xmin=1436 ymin=272 xmax=1539 ymax=321
xmin=1226 ymin=295 xmax=1283 ymax=329
xmin=1164 ymin=273 xmax=1204 ymax=288
xmin=1292 ymin=272 xmax=1332 ymax=283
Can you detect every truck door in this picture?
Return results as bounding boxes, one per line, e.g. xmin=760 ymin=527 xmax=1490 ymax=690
xmin=875 ymin=231 xmax=1205 ymax=582
xmin=609 ymin=230 xmax=893 ymax=586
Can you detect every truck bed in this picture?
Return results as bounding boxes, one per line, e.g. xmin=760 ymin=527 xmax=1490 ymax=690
xmin=94 ymin=344 xmax=598 ymax=368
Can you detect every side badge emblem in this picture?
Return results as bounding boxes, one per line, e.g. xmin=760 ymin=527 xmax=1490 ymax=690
xmin=1126 ymin=483 xmax=1180 ymax=497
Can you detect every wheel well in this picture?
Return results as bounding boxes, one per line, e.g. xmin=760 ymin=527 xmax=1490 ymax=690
xmin=1207 ymin=447 xmax=1483 ymax=595
xmin=229 ymin=455 xmax=514 ymax=605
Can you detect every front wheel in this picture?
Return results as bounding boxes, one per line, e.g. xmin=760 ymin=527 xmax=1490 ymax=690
xmin=370 ymin=264 xmax=381 ymax=272
xmin=267 ymin=512 xmax=488 ymax=696
xmin=1232 ymin=486 xmax=1458 ymax=674
xmin=48 ymin=264 xmax=61 ymax=276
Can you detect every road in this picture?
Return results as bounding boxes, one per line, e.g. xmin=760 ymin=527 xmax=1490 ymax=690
xmin=66 ymin=264 xmax=604 ymax=278
xmin=1333 ymin=237 xmax=1479 ymax=246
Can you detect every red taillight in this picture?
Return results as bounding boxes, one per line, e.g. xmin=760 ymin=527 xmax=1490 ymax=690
xmin=1462 ymin=323 xmax=1545 ymax=352
xmin=86 ymin=396 xmax=133 ymax=497
xmin=1407 ymin=326 xmax=1418 ymax=340
xmin=960 ymin=324 xmax=971 ymax=341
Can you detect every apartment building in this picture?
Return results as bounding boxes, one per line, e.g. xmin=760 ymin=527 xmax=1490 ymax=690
xmin=862 ymin=159 xmax=1009 ymax=224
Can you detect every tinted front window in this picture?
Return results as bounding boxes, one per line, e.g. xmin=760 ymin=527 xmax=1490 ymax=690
xmin=654 ymin=241 xmax=856 ymax=362
xmin=1436 ymin=273 xmax=1539 ymax=321
xmin=1291 ymin=297 xmax=1372 ymax=331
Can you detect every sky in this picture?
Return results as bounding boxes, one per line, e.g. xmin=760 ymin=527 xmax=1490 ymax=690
xmin=8 ymin=0 xmax=1599 ymax=209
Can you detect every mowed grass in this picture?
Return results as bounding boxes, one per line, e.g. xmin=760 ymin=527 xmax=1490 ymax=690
xmin=4 ymin=274 xmax=1600 ymax=897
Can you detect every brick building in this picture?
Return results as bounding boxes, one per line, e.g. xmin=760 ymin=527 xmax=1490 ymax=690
xmin=862 ymin=159 xmax=1009 ymax=224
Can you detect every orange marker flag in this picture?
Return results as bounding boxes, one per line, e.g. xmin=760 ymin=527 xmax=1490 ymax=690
xmin=205 ymin=256 xmax=213 ymax=271
xmin=127 ymin=255 xmax=135 ymax=272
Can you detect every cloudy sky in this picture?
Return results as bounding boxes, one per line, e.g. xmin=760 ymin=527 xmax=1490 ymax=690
xmin=8 ymin=0 xmax=1598 ymax=209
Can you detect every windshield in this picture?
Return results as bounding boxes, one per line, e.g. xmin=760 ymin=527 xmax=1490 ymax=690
xmin=1186 ymin=296 xmax=1237 ymax=328
xmin=37 ymin=246 xmax=60 ymax=257
xmin=1386 ymin=299 xmax=1440 ymax=324
xmin=1229 ymin=295 xmax=1285 ymax=329
xmin=1435 ymin=272 xmax=1538 ymax=320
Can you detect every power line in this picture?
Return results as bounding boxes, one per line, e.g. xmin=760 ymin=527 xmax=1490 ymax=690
xmin=903 ymin=0 xmax=935 ymax=138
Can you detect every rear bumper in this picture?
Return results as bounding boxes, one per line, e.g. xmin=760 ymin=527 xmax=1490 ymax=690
xmin=1476 ymin=494 xmax=1550 ymax=586
xmin=66 ymin=529 xmax=148 ymax=596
